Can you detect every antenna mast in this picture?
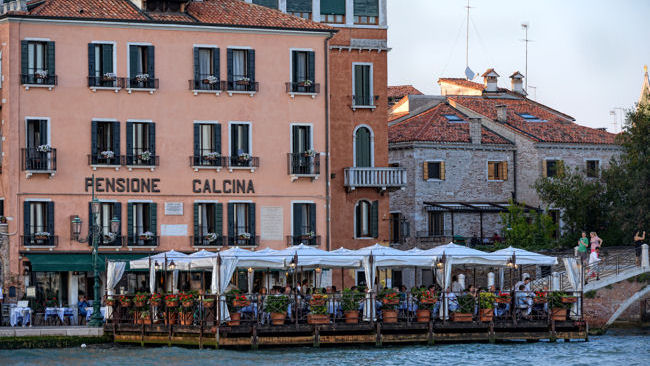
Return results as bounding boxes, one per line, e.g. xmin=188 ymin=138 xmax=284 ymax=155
xmin=521 ymin=22 xmax=530 ymax=92
xmin=466 ymin=0 xmax=470 ymax=69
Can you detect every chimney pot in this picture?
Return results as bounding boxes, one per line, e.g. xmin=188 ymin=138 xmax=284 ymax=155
xmin=510 ymin=71 xmax=526 ymax=95
xmin=496 ymin=105 xmax=507 ymax=123
xmin=482 ymin=68 xmax=500 ymax=93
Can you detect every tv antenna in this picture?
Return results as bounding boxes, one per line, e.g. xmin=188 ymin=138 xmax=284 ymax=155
xmin=464 ymin=0 xmax=475 ymax=80
xmin=520 ymin=22 xmax=532 ymax=91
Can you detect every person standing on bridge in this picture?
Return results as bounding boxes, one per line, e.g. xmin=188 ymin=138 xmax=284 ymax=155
xmin=590 ymin=232 xmax=603 ymax=253
xmin=578 ymin=232 xmax=589 ymax=264
xmin=634 ymin=230 xmax=646 ymax=266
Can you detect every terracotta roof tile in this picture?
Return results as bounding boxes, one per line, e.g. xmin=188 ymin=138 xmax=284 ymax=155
xmin=388 ymin=85 xmax=423 ymax=99
xmin=438 ymin=78 xmax=485 ymax=91
xmin=147 ymin=12 xmax=195 ymax=22
xmin=449 ymin=96 xmax=617 ymax=144
xmin=29 ymin=0 xmax=148 ymax=20
xmin=389 ymin=103 xmax=511 ymax=145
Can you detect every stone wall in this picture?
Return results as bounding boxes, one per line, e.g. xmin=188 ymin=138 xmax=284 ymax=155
xmin=583 ymin=277 xmax=649 ymax=329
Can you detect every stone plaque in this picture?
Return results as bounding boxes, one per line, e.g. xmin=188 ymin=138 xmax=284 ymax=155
xmin=261 ymin=206 xmax=283 ymax=241
xmin=161 ymin=224 xmax=187 ymax=237
xmin=164 ymin=202 xmax=183 ymax=216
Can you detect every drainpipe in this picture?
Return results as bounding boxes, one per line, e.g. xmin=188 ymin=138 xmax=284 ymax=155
xmin=512 ymin=149 xmax=517 ymax=202
xmin=324 ymin=31 xmax=335 ymax=251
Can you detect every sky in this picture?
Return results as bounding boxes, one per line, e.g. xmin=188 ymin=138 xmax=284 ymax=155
xmin=387 ymin=0 xmax=650 ymax=132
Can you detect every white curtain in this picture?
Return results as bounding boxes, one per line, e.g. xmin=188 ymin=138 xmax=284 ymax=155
xmin=362 ymin=256 xmax=376 ymax=321
xmin=296 ymin=52 xmax=306 ymax=81
xmin=233 ymin=50 xmax=245 ymax=79
xmin=106 ymin=261 xmax=126 ymax=296
xmin=172 ymin=270 xmax=179 ymax=294
xmin=199 ymin=49 xmax=211 ymax=76
xmin=563 ymin=257 xmax=581 ymax=291
xmin=149 ymin=261 xmax=156 ymax=293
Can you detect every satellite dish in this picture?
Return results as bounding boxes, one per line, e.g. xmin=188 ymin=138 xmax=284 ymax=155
xmin=465 ymin=66 xmax=475 ymax=80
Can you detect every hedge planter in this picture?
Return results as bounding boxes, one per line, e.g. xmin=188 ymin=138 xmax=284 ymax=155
xmin=271 ymin=312 xmax=286 ymax=326
xmin=382 ymin=310 xmax=398 ymax=324
xmin=480 ymin=309 xmax=494 ymax=322
xmin=416 ymin=309 xmax=431 ymax=323
xmin=307 ymin=314 xmax=329 ymax=325
xmin=551 ymin=308 xmax=567 ymax=321
xmin=452 ymin=313 xmax=473 ymax=322
xmin=228 ymin=312 xmax=241 ymax=326
xmin=344 ymin=311 xmax=359 ymax=324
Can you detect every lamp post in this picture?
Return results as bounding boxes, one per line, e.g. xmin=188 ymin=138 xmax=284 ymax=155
xmin=71 ymin=174 xmax=120 ymax=327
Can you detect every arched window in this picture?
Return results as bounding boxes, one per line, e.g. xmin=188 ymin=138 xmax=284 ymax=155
xmin=354 ymin=125 xmax=373 ymax=167
xmin=355 ymin=199 xmax=378 ymax=238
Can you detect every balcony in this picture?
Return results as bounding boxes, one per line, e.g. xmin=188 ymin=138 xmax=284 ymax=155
xmin=191 ymin=235 xmax=226 ymax=248
xmin=88 ymin=76 xmax=124 ymax=92
xmin=125 ymin=150 xmax=159 ymax=171
xmin=344 ymin=167 xmax=407 ymax=191
xmin=287 ymin=153 xmax=320 ymax=181
xmin=189 ymin=76 xmax=222 ymax=95
xmin=285 ymin=81 xmax=320 ymax=98
xmin=92 ymin=233 xmax=123 ymax=247
xmin=189 ymin=154 xmax=226 ymax=171
xmin=21 ymin=74 xmax=57 ymax=90
xmin=127 ymin=234 xmax=159 ymax=248
xmin=88 ymin=153 xmax=124 ymax=170
xmin=222 ymin=79 xmax=259 ymax=96
xmin=126 ymin=77 xmax=159 ymax=94
xmin=351 ymin=94 xmax=377 ymax=111
xmin=286 ymin=235 xmax=321 ymax=247
xmin=21 ymin=147 xmax=57 ymax=178
xmin=22 ymin=234 xmax=58 ymax=248
xmin=226 ymin=155 xmax=259 ymax=172
xmin=228 ymin=235 xmax=258 ymax=247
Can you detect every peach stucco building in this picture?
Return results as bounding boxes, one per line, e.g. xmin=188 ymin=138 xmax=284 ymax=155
xmin=0 ymin=0 xmax=334 ymax=304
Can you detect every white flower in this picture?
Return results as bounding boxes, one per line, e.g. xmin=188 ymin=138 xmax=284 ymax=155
xmin=34 ymin=231 xmax=51 ymax=237
xmin=34 ymin=70 xmax=48 ymax=78
xmin=205 ymin=232 xmax=218 ymax=242
xmin=206 ymin=75 xmax=219 ymax=84
xmin=103 ymin=72 xmax=116 ymax=79
xmin=139 ymin=151 xmax=152 ymax=161
xmin=303 ymin=149 xmax=317 ymax=157
xmin=203 ymin=151 xmax=221 ymax=159
xmin=36 ymin=145 xmax=51 ymax=153
xmin=238 ymin=232 xmax=251 ymax=239
xmin=100 ymin=150 xmax=115 ymax=159
xmin=135 ymin=73 xmax=150 ymax=82
xmin=140 ymin=231 xmax=154 ymax=239
xmin=238 ymin=153 xmax=251 ymax=160
xmin=302 ymin=80 xmax=313 ymax=86
xmin=103 ymin=232 xmax=116 ymax=242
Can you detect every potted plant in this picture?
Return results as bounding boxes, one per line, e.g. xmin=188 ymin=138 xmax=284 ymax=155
xmin=478 ymin=292 xmax=496 ymax=322
xmin=100 ymin=150 xmax=115 ymax=159
xmin=416 ymin=290 xmax=438 ymax=323
xmin=135 ymin=73 xmax=149 ymax=83
xmin=204 ymin=232 xmax=219 ymax=243
xmin=341 ymin=289 xmax=363 ymax=324
xmin=307 ymin=293 xmax=329 ymax=325
xmin=549 ymin=292 xmax=572 ymax=321
xmin=533 ymin=291 xmax=548 ymax=305
xmin=236 ymin=77 xmax=251 ymax=85
xmin=36 ymin=144 xmax=51 ymax=153
xmin=102 ymin=72 xmax=116 ymax=82
xmin=103 ymin=232 xmax=116 ymax=243
xmin=237 ymin=153 xmax=251 ymax=163
xmin=133 ymin=293 xmax=148 ymax=308
xmin=379 ymin=289 xmax=399 ymax=323
xmin=266 ymin=295 xmax=289 ymax=326
xmin=106 ymin=296 xmax=115 ymax=307
xmin=203 ymin=151 xmax=221 ymax=161
xmin=119 ymin=295 xmax=131 ymax=308
xmin=139 ymin=231 xmax=154 ymax=241
xmin=149 ymin=293 xmax=162 ymax=307
xmin=165 ymin=294 xmax=179 ymax=308
xmin=33 ymin=231 xmax=51 ymax=240
xmin=203 ymin=75 xmax=219 ymax=85
xmin=453 ymin=294 xmax=475 ymax=322
xmin=34 ymin=70 xmax=49 ymax=80
xmin=300 ymin=79 xmax=313 ymax=87
xmin=495 ymin=292 xmax=511 ymax=304
xmin=303 ymin=149 xmax=317 ymax=158
xmin=138 ymin=310 xmax=152 ymax=325
xmin=138 ymin=151 xmax=152 ymax=162
xmin=238 ymin=232 xmax=251 ymax=240
xmin=179 ymin=292 xmax=196 ymax=309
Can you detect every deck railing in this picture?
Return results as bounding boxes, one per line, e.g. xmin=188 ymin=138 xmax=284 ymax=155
xmin=344 ymin=167 xmax=407 ymax=190
xmin=287 ymin=153 xmax=320 ymax=176
xmin=21 ymin=147 xmax=57 ymax=172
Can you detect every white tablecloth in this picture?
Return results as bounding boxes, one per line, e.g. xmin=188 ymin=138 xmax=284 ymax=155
xmin=85 ymin=307 xmax=107 ymax=321
xmin=45 ymin=307 xmax=78 ymax=325
xmin=10 ymin=307 xmax=32 ymax=327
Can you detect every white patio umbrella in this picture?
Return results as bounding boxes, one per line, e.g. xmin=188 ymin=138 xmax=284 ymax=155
xmin=491 ymin=246 xmax=558 ymax=266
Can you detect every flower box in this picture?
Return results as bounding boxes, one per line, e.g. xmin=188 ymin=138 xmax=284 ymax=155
xmin=166 ymin=301 xmax=178 ymax=308
xmin=150 ymin=301 xmax=160 ymax=307
xmin=551 ymin=308 xmax=567 ymax=321
xmin=299 ymin=80 xmax=313 ymax=87
xmin=36 ymin=145 xmax=51 ymax=153
xmin=202 ymin=299 xmax=215 ymax=308
xmin=227 ymin=312 xmax=242 ymax=326
xmin=382 ymin=299 xmax=399 ymax=306
xmin=344 ymin=311 xmax=359 ymax=324
xmin=495 ymin=297 xmax=511 ymax=304
xmin=203 ymin=153 xmax=221 ymax=161
xmin=137 ymin=151 xmax=152 ymax=161
xmin=416 ymin=309 xmax=431 ymax=323
xmin=182 ymin=300 xmax=194 ymax=308
xmin=165 ymin=312 xmax=178 ymax=325
xmin=34 ymin=233 xmax=51 ymax=240
xmin=100 ymin=151 xmax=115 ymax=159
xmin=270 ymin=312 xmax=286 ymax=326
xmin=139 ymin=232 xmax=154 ymax=241
xmin=534 ymin=297 xmax=548 ymax=304
xmin=106 ymin=299 xmax=115 ymax=307
xmin=452 ymin=313 xmax=473 ymax=322
xmin=235 ymin=78 xmax=250 ymax=86
xmin=561 ymin=296 xmax=577 ymax=304
xmin=134 ymin=301 xmax=145 ymax=308
xmin=202 ymin=75 xmax=219 ymax=85
xmin=102 ymin=73 xmax=116 ymax=82
xmin=309 ymin=299 xmax=327 ymax=307
xmin=382 ymin=309 xmax=398 ymax=323
xmin=479 ymin=308 xmax=494 ymax=322
xmin=204 ymin=233 xmax=219 ymax=243
xmin=35 ymin=70 xmax=49 ymax=80
xmin=233 ymin=299 xmax=250 ymax=308
xmin=135 ymin=74 xmax=149 ymax=83
xmin=307 ymin=314 xmax=329 ymax=325
xmin=237 ymin=233 xmax=251 ymax=240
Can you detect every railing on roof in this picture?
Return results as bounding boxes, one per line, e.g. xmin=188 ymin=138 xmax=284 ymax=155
xmin=0 ymin=1 xmax=26 ymax=15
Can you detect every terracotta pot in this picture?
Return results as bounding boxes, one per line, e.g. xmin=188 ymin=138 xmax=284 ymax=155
xmin=150 ymin=301 xmax=161 ymax=307
xmin=270 ymin=312 xmax=286 ymax=326
xmin=119 ymin=301 xmax=131 ymax=308
xmin=561 ymin=297 xmax=577 ymax=304
xmin=182 ymin=301 xmax=194 ymax=308
xmin=165 ymin=312 xmax=178 ymax=325
xmin=480 ymin=308 xmax=494 ymax=322
xmin=344 ymin=311 xmax=359 ymax=324
xmin=134 ymin=301 xmax=145 ymax=308
xmin=452 ymin=313 xmax=473 ymax=322
xmin=166 ymin=301 xmax=178 ymax=308
xmin=138 ymin=316 xmax=151 ymax=325
xmin=382 ymin=310 xmax=398 ymax=324
xmin=233 ymin=300 xmax=249 ymax=307
xmin=106 ymin=300 xmax=115 ymax=307
xmin=307 ymin=314 xmax=329 ymax=325
xmin=551 ymin=308 xmax=567 ymax=321
xmin=227 ymin=312 xmax=241 ymax=326
xmin=533 ymin=298 xmax=547 ymax=304
xmin=495 ymin=297 xmax=511 ymax=304
xmin=179 ymin=312 xmax=193 ymax=326
xmin=416 ymin=309 xmax=431 ymax=323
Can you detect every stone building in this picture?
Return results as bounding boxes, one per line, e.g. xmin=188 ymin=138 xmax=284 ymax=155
xmin=389 ymin=69 xmax=621 ymax=248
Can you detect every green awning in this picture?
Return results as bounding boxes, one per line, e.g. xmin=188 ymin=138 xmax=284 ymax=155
xmin=26 ymin=253 xmax=149 ymax=272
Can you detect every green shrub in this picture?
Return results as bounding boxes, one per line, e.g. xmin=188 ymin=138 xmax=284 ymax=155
xmin=457 ymin=294 xmax=475 ymax=313
xmin=584 ymin=290 xmax=597 ymax=299
xmin=265 ymin=295 xmax=289 ymax=314
xmin=341 ymin=289 xmax=364 ymax=312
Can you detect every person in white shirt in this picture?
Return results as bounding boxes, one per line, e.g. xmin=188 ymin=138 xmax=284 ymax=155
xmin=514 ymin=275 xmax=531 ymax=292
xmin=587 ymin=247 xmax=601 ymax=282
xmin=451 ymin=276 xmax=463 ymax=293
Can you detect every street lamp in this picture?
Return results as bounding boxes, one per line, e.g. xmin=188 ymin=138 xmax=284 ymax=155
xmin=71 ymin=175 xmax=120 ymax=327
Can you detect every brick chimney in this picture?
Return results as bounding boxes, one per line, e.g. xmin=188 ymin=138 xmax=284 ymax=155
xmin=469 ymin=117 xmax=482 ymax=144
xmin=482 ymin=68 xmax=500 ymax=93
xmin=510 ymin=71 xmax=525 ymax=95
xmin=496 ymin=105 xmax=507 ymax=123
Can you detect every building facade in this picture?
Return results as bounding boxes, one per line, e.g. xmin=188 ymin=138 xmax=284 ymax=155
xmin=0 ymin=0 xmax=334 ymax=304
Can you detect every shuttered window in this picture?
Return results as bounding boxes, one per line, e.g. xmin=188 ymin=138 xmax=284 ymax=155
xmin=91 ymin=121 xmax=120 ymax=165
xmin=356 ymin=200 xmax=378 ymax=238
xmin=292 ymin=203 xmax=317 ymax=239
xmin=24 ymin=201 xmax=55 ymax=246
xmin=192 ymin=47 xmax=220 ymax=90
xmin=487 ymin=161 xmax=508 ymax=181
xmin=287 ymin=0 xmax=311 ymax=18
xmin=424 ymin=161 xmax=444 ymax=180
xmin=228 ymin=202 xmax=256 ymax=246
xmin=88 ymin=43 xmax=114 ymax=87
xmin=127 ymin=202 xmax=156 ymax=245
xmin=128 ymin=44 xmax=155 ymax=88
xmin=355 ymin=127 xmax=372 ymax=167
xmin=126 ymin=122 xmax=155 ymax=166
xmin=354 ymin=0 xmax=379 ymax=24
xmin=321 ymin=0 xmax=345 ymax=23
xmin=227 ymin=48 xmax=255 ymax=91
xmin=291 ymin=50 xmax=315 ymax=90
xmin=428 ymin=212 xmax=444 ymax=236
xmin=193 ymin=202 xmax=223 ymax=246
xmin=21 ymin=40 xmax=55 ymax=84
xmin=253 ymin=0 xmax=278 ymax=9
xmin=353 ymin=64 xmax=372 ymax=106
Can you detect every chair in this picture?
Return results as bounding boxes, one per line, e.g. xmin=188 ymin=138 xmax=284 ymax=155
xmin=17 ymin=300 xmax=29 ymax=308
xmin=1 ymin=304 xmax=12 ymax=326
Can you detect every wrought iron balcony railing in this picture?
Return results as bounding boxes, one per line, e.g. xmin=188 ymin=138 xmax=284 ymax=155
xmin=127 ymin=234 xmax=159 ymax=247
xmin=226 ymin=156 xmax=260 ymax=169
xmin=286 ymin=235 xmax=321 ymax=247
xmin=22 ymin=234 xmax=58 ymax=247
xmin=223 ymin=79 xmax=259 ymax=93
xmin=88 ymin=153 xmax=124 ymax=166
xmin=88 ymin=76 xmax=125 ymax=89
xmin=21 ymin=147 xmax=57 ymax=172
xmin=189 ymin=154 xmax=226 ymax=168
xmin=21 ymin=74 xmax=57 ymax=87
xmin=285 ymin=81 xmax=320 ymax=95
xmin=191 ymin=235 xmax=226 ymax=247
xmin=189 ymin=75 xmax=222 ymax=92
xmin=228 ymin=235 xmax=258 ymax=247
xmin=126 ymin=77 xmax=159 ymax=90
xmin=287 ymin=152 xmax=320 ymax=176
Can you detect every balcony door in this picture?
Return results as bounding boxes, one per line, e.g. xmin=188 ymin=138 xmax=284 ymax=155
xmin=26 ymin=119 xmax=49 ymax=170
xmin=354 ymin=126 xmax=372 ymax=167
xmin=292 ymin=203 xmax=316 ymax=245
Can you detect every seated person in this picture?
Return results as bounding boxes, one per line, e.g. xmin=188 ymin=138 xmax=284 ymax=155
xmin=78 ymin=294 xmax=90 ymax=318
xmin=514 ymin=285 xmax=532 ymax=317
xmin=446 ymin=288 xmax=459 ymax=312
xmin=491 ymin=232 xmax=502 ymax=243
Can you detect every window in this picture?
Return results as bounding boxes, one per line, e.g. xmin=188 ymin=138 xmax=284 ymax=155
xmin=428 ymin=212 xmax=444 ymax=236
xmin=543 ymin=159 xmax=563 ymax=178
xmin=24 ymin=119 xmax=53 ymax=171
xmin=290 ymin=125 xmax=316 ymax=175
xmin=423 ymin=161 xmax=445 ymax=180
xmin=390 ymin=213 xmax=409 ymax=244
xmin=126 ymin=122 xmax=156 ymax=166
xmin=230 ymin=123 xmax=252 ymax=167
xmin=21 ymin=40 xmax=55 ymax=85
xmin=517 ymin=113 xmax=546 ymax=122
xmin=192 ymin=47 xmax=220 ymax=91
xmin=193 ymin=123 xmax=222 ymax=167
xmin=354 ymin=0 xmax=379 ymax=25
xmin=586 ymin=160 xmax=600 ymax=178
xmin=487 ymin=161 xmax=508 ymax=181
xmin=287 ymin=0 xmax=311 ymax=19
xmin=292 ymin=203 xmax=317 ymax=245
xmin=227 ymin=48 xmax=256 ymax=92
xmin=193 ymin=202 xmax=223 ymax=246
xmin=228 ymin=202 xmax=256 ymax=246
xmin=289 ymin=11 xmax=311 ymax=19
xmin=23 ymin=201 xmax=55 ymax=246
xmin=128 ymin=44 xmax=155 ymax=88
xmin=353 ymin=64 xmax=373 ymax=106
xmin=88 ymin=43 xmax=115 ymax=87
xmin=354 ymin=126 xmax=372 ymax=167
xmin=91 ymin=121 xmax=120 ymax=165
xmin=90 ymin=202 xmax=121 ymax=245
xmin=252 ymin=0 xmax=277 ymax=8
xmin=443 ymin=114 xmax=465 ymax=123
xmin=355 ymin=200 xmax=378 ymax=238
xmin=321 ymin=0 xmax=345 ymax=23
xmin=291 ymin=50 xmax=316 ymax=93
xmin=127 ymin=202 xmax=157 ymax=246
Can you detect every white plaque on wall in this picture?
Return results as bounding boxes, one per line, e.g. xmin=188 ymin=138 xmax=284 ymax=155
xmin=164 ymin=202 xmax=183 ymax=216
xmin=261 ymin=206 xmax=283 ymax=241
xmin=161 ymin=224 xmax=187 ymax=236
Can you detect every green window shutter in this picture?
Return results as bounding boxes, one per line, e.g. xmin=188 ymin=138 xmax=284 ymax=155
xmin=242 ymin=124 xmax=250 ymax=153
xmin=113 ymin=202 xmax=122 ymax=236
xmin=88 ymin=44 xmax=96 ymax=86
xmin=129 ymin=45 xmax=137 ymax=79
xmin=291 ymin=51 xmax=298 ymax=83
xmin=21 ymin=41 xmax=28 ymax=76
xmin=227 ymin=203 xmax=235 ymax=238
xmin=193 ymin=124 xmax=200 ymax=158
xmin=287 ymin=0 xmax=312 ymax=12
xmin=102 ymin=44 xmax=113 ymax=74
xmin=46 ymin=42 xmax=55 ymax=76
xmin=149 ymin=203 xmax=157 ymax=235
xmin=47 ymin=202 xmax=55 ymax=235
xmin=126 ymin=122 xmax=133 ymax=159
xmin=230 ymin=124 xmax=238 ymax=156
xmin=321 ymin=0 xmax=345 ymax=14
xmin=193 ymin=47 xmax=200 ymax=81
xmin=309 ymin=203 xmax=316 ymax=234
xmin=293 ymin=203 xmax=302 ymax=238
xmin=354 ymin=0 xmax=379 ymax=16
xmin=307 ymin=51 xmax=315 ymax=82
xmin=87 ymin=202 xmax=93 ymax=236
xmin=227 ymin=49 xmax=233 ymax=83
xmin=127 ymin=203 xmax=133 ymax=239
xmin=193 ymin=203 xmax=199 ymax=238
xmin=23 ymin=201 xmax=30 ymax=238
xmin=215 ymin=203 xmax=223 ymax=237
xmin=247 ymin=50 xmax=255 ymax=82
xmin=214 ymin=123 xmax=222 ymax=154
xmin=249 ymin=203 xmax=256 ymax=244
xmin=354 ymin=65 xmax=363 ymax=98
xmin=355 ymin=203 xmax=362 ymax=237
xmin=146 ymin=46 xmax=155 ymax=77
xmin=355 ymin=127 xmax=371 ymax=167
xmin=213 ymin=48 xmax=220 ymax=79
xmin=253 ymin=0 xmax=278 ymax=9
xmin=362 ymin=65 xmax=371 ymax=101
xmin=111 ymin=122 xmax=120 ymax=157
xmin=370 ymin=200 xmax=379 ymax=238
xmin=91 ymin=121 xmax=98 ymax=164
xmin=148 ymin=123 xmax=156 ymax=155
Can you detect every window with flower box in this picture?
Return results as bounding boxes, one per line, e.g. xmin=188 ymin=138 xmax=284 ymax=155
xmin=21 ymin=40 xmax=56 ymax=86
xmin=228 ymin=202 xmax=256 ymax=246
xmin=126 ymin=122 xmax=157 ymax=167
xmin=291 ymin=203 xmax=317 ymax=246
xmin=88 ymin=43 xmax=118 ymax=88
xmin=23 ymin=119 xmax=55 ymax=173
xmin=23 ymin=201 xmax=55 ymax=246
xmin=89 ymin=201 xmax=121 ymax=246
xmin=289 ymin=50 xmax=317 ymax=94
xmin=128 ymin=44 xmax=156 ymax=89
xmin=192 ymin=47 xmax=220 ymax=92
xmin=229 ymin=123 xmax=257 ymax=169
xmin=193 ymin=202 xmax=223 ymax=246
xmin=127 ymin=202 xmax=157 ymax=246
xmin=226 ymin=48 xmax=257 ymax=93
xmin=193 ymin=123 xmax=222 ymax=168
xmin=289 ymin=125 xmax=319 ymax=176
xmin=90 ymin=121 xmax=120 ymax=166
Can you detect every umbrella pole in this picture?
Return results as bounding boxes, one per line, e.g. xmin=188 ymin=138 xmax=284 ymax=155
xmin=341 ymin=267 xmax=344 ymax=290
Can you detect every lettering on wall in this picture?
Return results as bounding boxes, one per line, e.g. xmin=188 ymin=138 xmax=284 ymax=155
xmin=192 ymin=179 xmax=255 ymax=194
xmin=85 ymin=177 xmax=161 ymax=193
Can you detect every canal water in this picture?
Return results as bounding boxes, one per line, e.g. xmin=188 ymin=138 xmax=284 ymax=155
xmin=2 ymin=330 xmax=648 ymax=366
